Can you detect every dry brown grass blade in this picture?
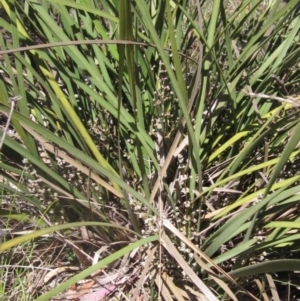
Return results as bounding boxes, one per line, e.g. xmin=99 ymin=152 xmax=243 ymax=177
xmin=162 ymin=218 xmax=260 ymax=301
xmin=160 ymin=231 xmax=219 ymax=301
xmin=0 ymin=39 xmax=197 ymax=64
xmin=194 ymin=253 xmax=238 ymax=301
xmin=152 ymin=270 xmax=173 ymax=301
xmin=161 ymin=272 xmax=186 ymax=301
xmin=180 ymin=284 xmax=210 ymax=301
xmin=244 ymin=91 xmax=300 ymax=107
xmin=149 ymin=131 xmax=183 ymax=206
xmin=266 ymin=274 xmax=280 ymax=301
xmin=155 ymin=115 xmax=167 ymax=299
xmin=173 ymin=135 xmax=188 ymax=158
xmin=161 ymin=272 xmax=209 ymax=301
xmin=22 ymin=124 xmax=123 ymax=198
xmin=254 ymin=279 xmax=270 ymax=301
xmin=0 ymin=96 xmax=22 ymax=151
xmin=131 ymin=246 xmax=157 ymax=301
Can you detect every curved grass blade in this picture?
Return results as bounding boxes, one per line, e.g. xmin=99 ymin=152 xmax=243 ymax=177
xmin=34 ymin=235 xmax=159 ymax=301
xmin=0 ymin=221 xmax=138 ymax=252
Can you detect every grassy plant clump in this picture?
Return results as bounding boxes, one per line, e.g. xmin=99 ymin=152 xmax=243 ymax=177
xmin=0 ymin=0 xmax=300 ymax=300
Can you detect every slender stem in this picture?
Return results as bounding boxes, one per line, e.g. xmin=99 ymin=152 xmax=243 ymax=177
xmin=0 ymin=95 xmax=22 ymax=152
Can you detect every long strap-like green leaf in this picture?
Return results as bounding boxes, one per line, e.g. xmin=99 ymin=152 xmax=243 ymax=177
xmin=118 ymin=0 xmax=141 ymax=233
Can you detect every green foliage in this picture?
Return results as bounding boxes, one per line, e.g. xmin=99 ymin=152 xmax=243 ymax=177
xmin=0 ymin=0 xmax=299 ymax=299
